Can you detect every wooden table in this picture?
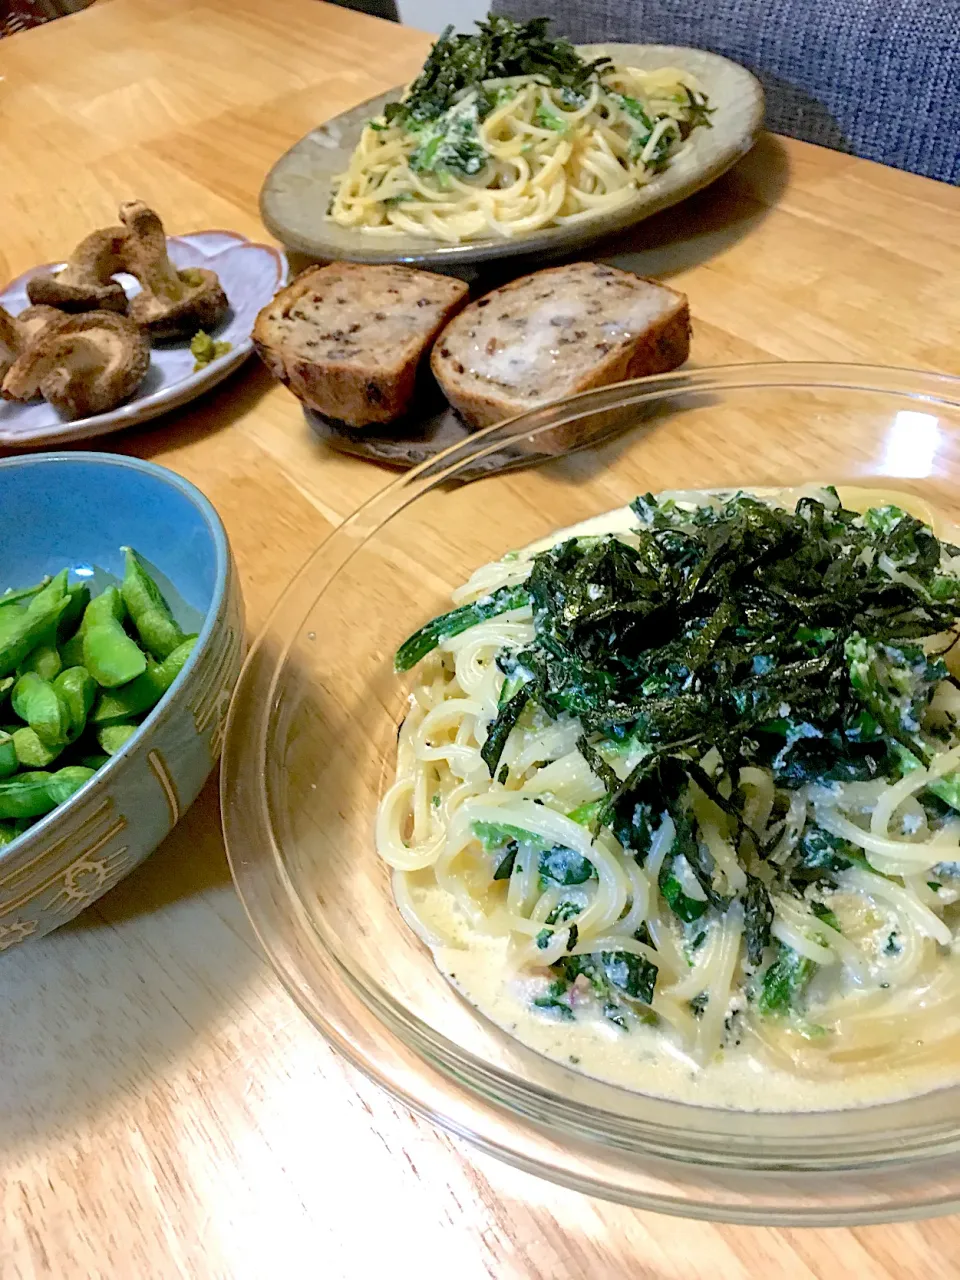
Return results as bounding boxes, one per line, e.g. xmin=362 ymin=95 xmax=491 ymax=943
xmin=3 ymin=1 xmax=960 ymax=1274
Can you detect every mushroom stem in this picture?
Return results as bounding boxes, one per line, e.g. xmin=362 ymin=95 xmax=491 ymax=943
xmin=119 ymin=202 xmax=187 ymax=301
xmin=118 ymin=200 xmax=229 ymax=339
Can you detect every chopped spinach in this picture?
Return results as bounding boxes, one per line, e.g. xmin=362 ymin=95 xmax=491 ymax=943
xmin=810 ymin=900 xmax=842 ymax=933
xmin=603 ymin=1002 xmax=628 ymax=1029
xmin=408 ymin=98 xmax=488 ymax=176
xmin=473 ymin=819 xmax=543 ymax=851
xmin=757 ymin=943 xmax=814 ymax=1016
xmin=533 ymin=992 xmax=575 ymax=1019
xmin=659 ymin=859 xmax=708 ymax=923
xmin=600 ymin=950 xmax=658 ymax=1004
xmin=546 ymin=900 xmax=582 ymax=926
xmin=539 ymin=845 xmax=594 ymax=886
xmin=792 ymin=825 xmax=858 ymax=880
xmin=492 ymin=844 xmax=518 ymax=880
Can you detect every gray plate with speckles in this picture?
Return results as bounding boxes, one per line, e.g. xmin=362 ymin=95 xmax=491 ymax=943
xmin=260 ymin=44 xmax=764 ymax=273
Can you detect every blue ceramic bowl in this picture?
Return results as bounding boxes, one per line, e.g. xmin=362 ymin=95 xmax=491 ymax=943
xmin=0 ymin=452 xmax=243 ymax=949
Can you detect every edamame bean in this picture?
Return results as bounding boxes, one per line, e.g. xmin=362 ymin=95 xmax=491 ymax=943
xmin=0 ymin=765 xmax=93 ymax=819
xmin=53 ymin=667 xmax=97 ymax=740
xmin=97 ymin=722 xmax=138 ymax=756
xmin=83 ymin=620 xmax=147 ymax=688
xmin=59 ymin=632 xmax=85 ymax=669
xmin=11 ymin=672 xmax=70 ymax=747
xmin=79 ymin=584 xmax=126 ymax=633
xmin=57 ymin=582 xmax=91 ymax=642
xmin=18 ymin=643 xmax=62 ymax=682
xmin=0 ymin=594 xmax=69 ymax=678
xmin=121 ymin=547 xmax=185 ymax=660
xmin=26 ymin=568 xmax=67 ymax=615
xmin=91 ymin=635 xmax=197 ymax=725
xmin=25 ymin=570 xmax=69 ymax=645
xmin=0 ymin=549 xmax=197 ymax=849
xmin=79 ymin=753 xmax=110 ymax=771
xmin=0 ymin=577 xmax=50 ymax=607
xmin=0 ymin=731 xmax=17 ymax=779
xmin=12 ymin=726 xmax=60 ymax=769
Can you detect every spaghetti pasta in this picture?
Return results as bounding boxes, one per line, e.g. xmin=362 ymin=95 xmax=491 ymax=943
xmin=328 ymin=19 xmax=712 ymax=244
xmin=377 ymin=485 xmax=960 ymax=1107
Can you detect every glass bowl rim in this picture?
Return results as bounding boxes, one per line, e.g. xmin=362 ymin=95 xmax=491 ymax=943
xmin=221 ymin=361 xmax=960 ymax=1219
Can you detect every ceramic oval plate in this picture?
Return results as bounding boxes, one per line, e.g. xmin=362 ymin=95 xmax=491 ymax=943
xmin=0 ymin=231 xmax=287 ymax=448
xmin=260 ymin=43 xmax=763 ymax=270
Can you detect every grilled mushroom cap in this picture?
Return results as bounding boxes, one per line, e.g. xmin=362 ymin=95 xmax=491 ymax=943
xmin=0 ymin=303 xmax=61 ymax=380
xmin=119 ymin=201 xmax=228 ymax=339
xmin=1 ymin=311 xmax=150 ymax=419
xmin=26 ymin=228 xmax=128 ymax=314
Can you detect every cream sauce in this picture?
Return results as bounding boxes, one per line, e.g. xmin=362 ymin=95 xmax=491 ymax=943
xmin=414 ymin=881 xmax=960 ymax=1111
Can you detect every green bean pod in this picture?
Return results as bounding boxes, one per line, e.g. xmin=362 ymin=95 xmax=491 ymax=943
xmin=0 ymin=765 xmax=93 ymax=819
xmin=26 ymin=569 xmax=68 ymax=617
xmin=91 ymin=635 xmax=197 ymax=725
xmin=97 ymin=722 xmax=138 ymax=756
xmin=0 ymin=730 xmax=17 ymax=779
xmin=11 ymin=672 xmax=71 ymax=747
xmin=0 ymin=595 xmax=69 ymax=678
xmin=82 ymin=620 xmax=147 ymax=688
xmin=18 ymin=643 xmax=62 ymax=682
xmin=0 ymin=577 xmax=51 ymax=607
xmin=78 ymin=753 xmax=111 ymax=771
xmin=53 ymin=666 xmax=97 ymax=740
xmin=121 ymin=547 xmax=185 ymax=660
xmin=59 ymin=631 xmax=86 ymax=669
xmin=78 ymin=584 xmax=127 ymax=634
xmin=57 ymin=582 xmax=91 ymax=642
xmin=12 ymin=726 xmax=61 ymax=769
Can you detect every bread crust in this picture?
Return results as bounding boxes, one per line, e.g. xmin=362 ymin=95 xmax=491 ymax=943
xmin=253 ymin=262 xmax=469 ymax=427
xmin=431 ymin=262 xmax=690 ymax=430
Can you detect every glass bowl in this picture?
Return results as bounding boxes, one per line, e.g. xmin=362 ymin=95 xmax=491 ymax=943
xmin=221 ymin=362 xmax=960 ymax=1225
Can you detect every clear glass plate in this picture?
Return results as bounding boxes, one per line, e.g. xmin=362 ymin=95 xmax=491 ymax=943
xmin=221 ymin=363 xmax=960 ymax=1224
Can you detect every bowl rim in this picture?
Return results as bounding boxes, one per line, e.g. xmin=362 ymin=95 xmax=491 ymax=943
xmin=221 ymin=362 xmax=960 ymax=1222
xmin=0 ymin=451 xmax=232 ymax=863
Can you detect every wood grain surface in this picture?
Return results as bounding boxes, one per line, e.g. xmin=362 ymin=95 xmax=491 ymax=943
xmin=3 ymin=1 xmax=960 ymax=1275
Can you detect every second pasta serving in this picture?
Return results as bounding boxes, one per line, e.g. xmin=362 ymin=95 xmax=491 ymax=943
xmin=329 ymin=17 xmax=712 ymax=244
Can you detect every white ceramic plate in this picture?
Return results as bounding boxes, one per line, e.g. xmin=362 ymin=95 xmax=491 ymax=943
xmin=260 ymin=44 xmax=764 ymax=270
xmin=0 ymin=231 xmax=288 ymax=447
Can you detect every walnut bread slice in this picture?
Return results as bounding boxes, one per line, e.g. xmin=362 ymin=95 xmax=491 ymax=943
xmin=253 ymin=262 xmax=469 ymax=428
xmin=431 ymin=262 xmax=690 ymax=431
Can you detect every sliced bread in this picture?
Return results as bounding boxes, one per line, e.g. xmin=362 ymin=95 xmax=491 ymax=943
xmin=253 ymin=262 xmax=469 ymax=427
xmin=431 ymin=262 xmax=690 ymax=430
